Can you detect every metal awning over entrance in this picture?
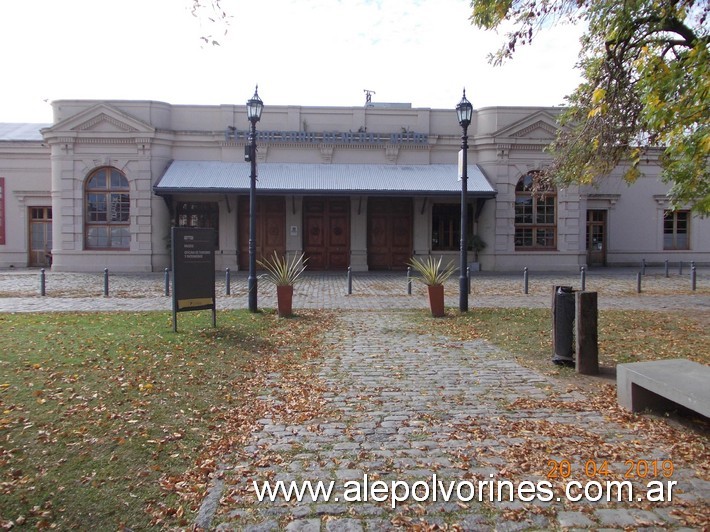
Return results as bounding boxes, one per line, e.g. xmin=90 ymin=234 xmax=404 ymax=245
xmin=153 ymin=161 xmax=497 ymax=197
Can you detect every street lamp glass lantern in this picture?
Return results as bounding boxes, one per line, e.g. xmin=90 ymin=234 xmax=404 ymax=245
xmin=246 ymin=85 xmax=263 ymax=123
xmin=456 ymin=89 xmax=473 ymax=128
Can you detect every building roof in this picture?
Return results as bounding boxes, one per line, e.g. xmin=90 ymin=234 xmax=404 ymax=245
xmin=154 ymin=161 xmax=497 ymax=197
xmin=0 ymin=123 xmax=50 ymax=141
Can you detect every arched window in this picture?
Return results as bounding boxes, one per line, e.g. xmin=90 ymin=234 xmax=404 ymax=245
xmin=514 ymin=171 xmax=556 ymax=250
xmin=85 ymin=167 xmax=130 ymax=249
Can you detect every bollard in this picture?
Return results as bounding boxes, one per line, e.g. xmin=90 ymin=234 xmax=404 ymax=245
xmin=225 ymin=268 xmax=231 ymax=295
xmin=467 ymin=266 xmax=471 ymax=295
xmin=40 ymin=268 xmax=46 ymax=297
xmin=691 ymin=261 xmax=695 ymax=270
xmin=636 ymin=271 xmax=642 ymax=293
xmin=575 ymin=291 xmax=599 ymax=375
xmin=679 ymin=261 xmax=683 ymax=275
xmin=347 ymin=266 xmax=352 ymax=295
xmin=552 ymin=285 xmax=575 ymax=365
xmin=407 ymin=266 xmax=412 ymax=295
xmin=664 ymin=259 xmax=669 ymax=278
xmin=641 ymin=258 xmax=646 ymax=276
xmin=580 ymin=265 xmax=586 ymax=291
xmin=103 ymin=268 xmax=109 ymax=297
xmin=164 ymin=268 xmax=170 ymax=296
xmin=691 ymin=266 xmax=697 ymax=291
xmin=523 ymin=267 xmax=529 ymax=294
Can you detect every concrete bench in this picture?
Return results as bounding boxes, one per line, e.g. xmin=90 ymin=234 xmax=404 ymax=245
xmin=617 ymin=359 xmax=710 ymax=418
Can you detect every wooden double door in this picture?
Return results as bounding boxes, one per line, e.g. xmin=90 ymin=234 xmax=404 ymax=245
xmin=367 ymin=198 xmax=413 ymax=270
xmin=238 ymin=196 xmax=286 ymax=270
xmin=303 ymin=197 xmax=350 ymax=270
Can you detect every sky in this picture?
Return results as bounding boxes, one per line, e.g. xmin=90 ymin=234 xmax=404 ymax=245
xmin=0 ymin=0 xmax=586 ymax=124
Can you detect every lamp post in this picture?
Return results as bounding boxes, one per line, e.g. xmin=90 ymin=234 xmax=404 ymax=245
xmin=246 ymin=85 xmax=263 ymax=312
xmin=456 ymin=89 xmax=473 ymax=313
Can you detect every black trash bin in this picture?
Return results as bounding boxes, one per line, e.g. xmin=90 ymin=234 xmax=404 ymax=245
xmin=553 ymin=286 xmax=575 ymax=365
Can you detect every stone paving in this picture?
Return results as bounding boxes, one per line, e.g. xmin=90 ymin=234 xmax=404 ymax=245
xmin=200 ymin=311 xmax=708 ymax=531
xmin=0 ymin=267 xmax=708 ymax=312
xmin=1 ymin=268 xmax=708 ymax=530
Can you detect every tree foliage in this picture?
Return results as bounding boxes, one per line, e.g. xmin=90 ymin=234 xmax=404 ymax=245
xmin=471 ymin=0 xmax=710 ymax=214
xmin=190 ymin=0 xmax=230 ymax=46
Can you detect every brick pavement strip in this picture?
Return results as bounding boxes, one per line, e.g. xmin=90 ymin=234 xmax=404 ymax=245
xmin=200 ymin=311 xmax=707 ymax=531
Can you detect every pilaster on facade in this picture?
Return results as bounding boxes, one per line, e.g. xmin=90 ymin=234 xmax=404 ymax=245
xmin=256 ymin=144 xmax=268 ymax=163
xmin=135 ymin=138 xmax=152 ymax=156
xmin=350 ymin=195 xmax=368 ymax=271
xmin=50 ymin=138 xmax=76 ymax=155
xmin=385 ymin=145 xmax=399 ymax=162
xmin=496 ymin=144 xmax=511 ymax=160
xmin=319 ymin=145 xmax=334 ymax=163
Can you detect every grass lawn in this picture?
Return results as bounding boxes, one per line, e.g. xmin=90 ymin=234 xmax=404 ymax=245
xmin=423 ymin=307 xmax=709 ymax=374
xmin=2 ymin=305 xmax=708 ymax=528
xmin=0 ymin=309 xmax=331 ymax=529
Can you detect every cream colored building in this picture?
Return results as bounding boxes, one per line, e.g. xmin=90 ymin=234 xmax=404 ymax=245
xmin=0 ymin=99 xmax=707 ymax=272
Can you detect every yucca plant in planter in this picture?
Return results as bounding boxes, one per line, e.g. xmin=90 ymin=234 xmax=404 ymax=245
xmin=408 ymin=255 xmax=456 ymax=317
xmin=257 ymin=251 xmax=308 ymax=317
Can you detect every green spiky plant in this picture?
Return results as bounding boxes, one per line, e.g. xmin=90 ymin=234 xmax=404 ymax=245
xmin=408 ymin=255 xmax=456 ymax=286
xmin=257 ymin=251 xmax=308 ymax=286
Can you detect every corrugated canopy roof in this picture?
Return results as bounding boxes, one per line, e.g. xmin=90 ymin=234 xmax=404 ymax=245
xmin=154 ymin=161 xmax=496 ymax=197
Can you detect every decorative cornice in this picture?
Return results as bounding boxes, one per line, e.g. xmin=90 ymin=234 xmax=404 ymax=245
xmin=13 ymin=189 xmax=51 ymax=203
xmin=496 ymin=143 xmax=511 ymax=159
xmin=585 ymin=193 xmax=621 ymax=208
xmin=510 ymin=120 xmax=557 ymax=138
xmin=76 ymin=138 xmax=136 ymax=144
xmin=76 ymin=113 xmax=139 ymax=132
xmin=513 ymin=144 xmax=548 ymax=152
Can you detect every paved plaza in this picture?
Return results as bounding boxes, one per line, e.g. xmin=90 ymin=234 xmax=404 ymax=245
xmin=1 ymin=268 xmax=708 ymax=530
xmin=0 ymin=267 xmax=708 ymax=313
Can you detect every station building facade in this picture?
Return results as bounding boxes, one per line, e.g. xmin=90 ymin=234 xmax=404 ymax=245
xmin=0 ymin=99 xmax=707 ymax=272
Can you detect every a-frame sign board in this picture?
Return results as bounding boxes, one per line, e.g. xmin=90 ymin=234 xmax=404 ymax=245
xmin=171 ymin=227 xmax=216 ymax=332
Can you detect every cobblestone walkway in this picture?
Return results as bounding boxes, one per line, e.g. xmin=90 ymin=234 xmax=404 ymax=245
xmin=202 ymin=312 xmax=708 ymax=531
xmin=1 ymin=269 xmax=708 ymax=312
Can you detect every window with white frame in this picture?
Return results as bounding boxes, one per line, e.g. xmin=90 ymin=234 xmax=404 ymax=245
xmin=664 ymin=210 xmax=689 ymax=250
xmin=514 ymin=171 xmax=557 ymax=250
xmin=85 ymin=167 xmax=130 ymax=249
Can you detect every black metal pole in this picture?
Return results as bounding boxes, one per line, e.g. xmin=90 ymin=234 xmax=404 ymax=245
xmin=248 ymin=120 xmax=258 ymax=312
xmin=459 ymin=124 xmax=469 ymax=312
